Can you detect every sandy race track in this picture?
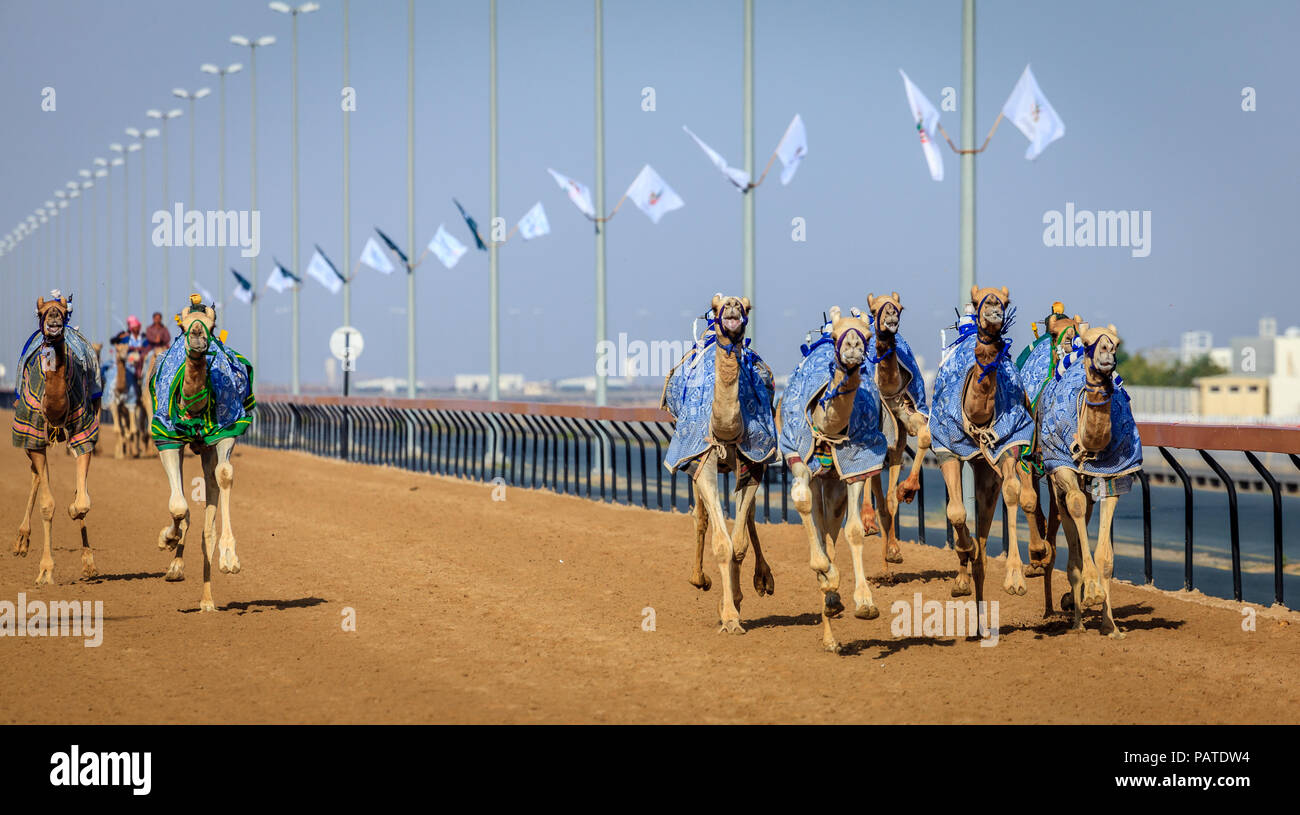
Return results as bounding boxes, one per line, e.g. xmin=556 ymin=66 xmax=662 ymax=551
xmin=1 ymin=416 xmax=1297 ymax=724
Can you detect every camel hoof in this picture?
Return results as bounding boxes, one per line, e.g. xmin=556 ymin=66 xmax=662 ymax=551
xmin=158 ymin=528 xmax=180 ymax=552
xmin=1061 ymin=593 xmax=1075 ymax=612
xmin=885 ymin=542 xmax=904 ymax=564
xmin=35 ymin=566 xmax=54 ymax=586
xmin=951 ymin=578 xmax=972 ymax=598
xmin=1104 ymin=628 xmax=1127 ymax=640
xmin=753 ymin=566 xmax=774 ymax=597
xmin=81 ymin=560 xmax=98 ymax=580
xmin=199 ymin=600 xmax=216 ymax=613
xmin=824 ymin=591 xmax=845 ymax=618
xmin=854 ymin=603 xmax=880 ymax=620
xmin=219 ymin=548 xmax=241 ymax=575
xmin=1082 ymin=580 xmax=1105 ymax=608
xmin=1023 ymin=562 xmax=1047 ymax=577
xmin=896 ymin=480 xmax=919 ymax=504
xmin=165 ymin=560 xmax=185 ymax=582
xmin=823 ymin=639 xmax=842 ymax=654
xmin=688 ymin=573 xmax=712 ymax=592
xmin=1003 ymin=568 xmax=1027 ymax=596
xmin=716 ymin=619 xmax=745 ymax=635
xmin=14 ymin=533 xmax=30 ymax=557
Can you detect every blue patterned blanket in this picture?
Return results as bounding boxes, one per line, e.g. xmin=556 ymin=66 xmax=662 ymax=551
xmin=148 ymin=334 xmax=255 ymax=450
xmin=929 ymin=332 xmax=1034 ymax=462
xmin=102 ymin=358 xmax=142 ymax=409
xmin=1038 ymin=358 xmax=1142 ymax=477
xmin=866 ymin=333 xmax=928 ymax=417
xmin=663 ymin=335 xmax=776 ymax=471
xmin=778 ymin=337 xmax=887 ymax=479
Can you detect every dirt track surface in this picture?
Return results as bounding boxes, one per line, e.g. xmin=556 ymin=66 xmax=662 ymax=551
xmin=2 ymin=417 xmax=1297 ymax=724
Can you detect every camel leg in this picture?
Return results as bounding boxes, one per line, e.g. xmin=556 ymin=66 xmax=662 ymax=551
xmin=870 ymin=475 xmax=897 ymax=580
xmin=1053 ymin=470 xmax=1105 ymax=618
xmin=214 ymin=438 xmax=240 ymax=575
xmin=14 ymin=456 xmax=39 ymax=557
xmin=997 ymin=455 xmax=1027 ymax=597
xmin=687 ymin=497 xmax=711 ymax=591
xmin=158 ymin=447 xmax=190 ymax=581
xmin=68 ymin=450 xmax=96 ymax=579
xmin=790 ymin=460 xmax=841 ymax=652
xmin=941 ymin=458 xmax=976 ymax=597
xmin=198 ymin=446 xmax=220 ymax=611
xmin=970 ymin=461 xmax=998 ymax=610
xmin=844 ymin=479 xmax=880 ymax=620
xmin=113 ymin=406 xmax=126 ymax=459
xmin=896 ymin=412 xmax=930 ymax=504
xmin=729 ymin=481 xmax=757 ymax=563
xmin=695 ymin=454 xmax=743 ymax=634
xmin=881 ymin=431 xmax=905 ymax=563
xmin=747 ymin=508 xmax=774 ymax=596
xmin=30 ymin=449 xmax=55 ymax=585
xmin=1095 ymin=495 xmax=1124 ymax=639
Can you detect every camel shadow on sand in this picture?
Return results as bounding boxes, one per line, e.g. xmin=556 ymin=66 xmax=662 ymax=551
xmin=178 ymin=596 xmax=329 ymax=615
xmin=87 ymin=571 xmax=167 ymax=583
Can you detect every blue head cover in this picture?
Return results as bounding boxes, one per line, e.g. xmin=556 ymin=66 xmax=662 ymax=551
xmin=662 ymin=333 xmax=777 ymax=471
xmin=778 ymin=335 xmax=887 ymax=478
xmin=148 ymin=330 xmax=256 ymax=449
xmin=1037 ymin=353 xmax=1142 ymax=477
xmin=929 ymin=330 xmax=1034 ymax=462
xmin=865 ymin=332 xmax=929 ymax=417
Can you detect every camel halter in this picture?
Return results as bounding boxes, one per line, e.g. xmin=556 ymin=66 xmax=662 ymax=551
xmin=817 ymin=327 xmax=865 ymax=411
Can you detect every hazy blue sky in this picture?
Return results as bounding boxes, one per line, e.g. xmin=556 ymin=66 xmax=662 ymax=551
xmin=2 ymin=0 xmax=1297 ymax=389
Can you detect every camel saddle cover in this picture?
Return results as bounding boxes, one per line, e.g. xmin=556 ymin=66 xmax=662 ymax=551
xmin=929 ymin=332 xmax=1034 ymax=463
xmin=778 ymin=336 xmax=887 ymax=479
xmin=1037 ymin=357 xmax=1142 ymax=477
xmin=662 ymin=336 xmax=777 ymax=472
xmin=865 ymin=332 xmax=929 ymax=418
xmin=11 ymin=326 xmax=103 ymax=455
xmin=148 ymin=334 xmax=256 ymax=450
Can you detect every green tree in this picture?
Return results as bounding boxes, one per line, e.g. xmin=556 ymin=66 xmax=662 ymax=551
xmin=1118 ymin=350 xmax=1226 ymax=387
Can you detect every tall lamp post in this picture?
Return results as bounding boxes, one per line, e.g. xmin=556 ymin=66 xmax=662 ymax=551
xmin=110 ymin=141 xmax=142 ymax=320
xmin=146 ymin=108 xmax=182 ymax=312
xmin=200 ymin=61 xmax=243 ymax=309
xmin=127 ymin=126 xmax=159 ymax=315
xmin=230 ymin=33 xmax=276 ymax=372
xmin=172 ymin=87 xmax=211 ymax=299
xmin=269 ymin=1 xmax=319 ymax=395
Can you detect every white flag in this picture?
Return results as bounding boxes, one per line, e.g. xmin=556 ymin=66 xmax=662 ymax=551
xmin=426 ymin=224 xmax=468 ymax=269
xmin=624 ymin=164 xmax=684 ymax=224
xmin=232 ymin=283 xmax=253 ymax=304
xmin=775 ymin=114 xmax=807 ymax=185
xmin=359 ymin=236 xmax=395 ymax=274
xmin=900 ymin=69 xmax=944 ymax=181
xmin=546 ymin=168 xmax=596 ymax=219
xmin=266 ymin=262 xmax=297 ymax=294
xmin=306 ymin=250 xmax=343 ymax=295
xmin=1002 ymin=65 xmax=1065 ymax=160
xmin=682 ymin=125 xmax=750 ymax=190
xmin=517 ymin=202 xmax=550 ymax=240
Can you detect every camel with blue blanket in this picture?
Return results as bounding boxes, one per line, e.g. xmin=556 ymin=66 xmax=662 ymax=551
xmin=1037 ymin=323 xmax=1140 ymax=637
xmin=662 ymin=294 xmax=777 ymax=634
xmin=11 ymin=293 xmax=103 ymax=584
xmin=777 ymin=307 xmax=887 ymax=653
xmin=146 ymin=295 xmax=256 ymax=612
xmin=930 ymin=286 xmax=1051 ymax=612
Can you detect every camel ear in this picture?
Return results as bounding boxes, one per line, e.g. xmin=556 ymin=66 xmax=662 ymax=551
xmin=866 ymin=292 xmax=877 ymax=309
xmin=711 ymin=293 xmax=723 ymax=312
xmin=891 ymin=291 xmax=899 ymax=302
xmin=1107 ymin=323 xmax=1116 ymax=333
xmin=741 ymin=297 xmax=751 ymax=312
xmin=36 ymin=297 xmax=46 ymax=311
xmin=970 ymin=285 xmax=979 ymax=301
xmin=828 ymin=305 xmax=842 ymax=321
xmin=1000 ymin=286 xmax=1010 ymax=301
xmin=1073 ymin=314 xmax=1081 ymax=322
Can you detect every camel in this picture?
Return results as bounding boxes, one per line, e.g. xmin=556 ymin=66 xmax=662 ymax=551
xmin=928 ymin=286 xmax=1048 ymax=618
xmin=1037 ymin=323 xmax=1141 ymax=636
xmin=11 ymin=293 xmax=102 ymax=584
xmin=106 ymin=341 xmax=146 ymax=459
xmin=148 ymin=294 xmax=256 ymax=612
xmin=864 ymin=292 xmax=931 ymax=578
xmin=776 ymin=307 xmax=888 ymax=652
xmin=662 ymin=294 xmax=778 ymax=633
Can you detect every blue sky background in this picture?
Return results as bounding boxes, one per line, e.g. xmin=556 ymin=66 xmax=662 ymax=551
xmin=2 ymin=0 xmax=1297 ymax=389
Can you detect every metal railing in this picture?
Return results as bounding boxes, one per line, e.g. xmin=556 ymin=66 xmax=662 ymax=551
xmin=4 ymin=389 xmax=1296 ymax=607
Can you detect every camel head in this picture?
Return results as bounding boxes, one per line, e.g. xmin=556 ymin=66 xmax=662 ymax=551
xmin=35 ymin=292 xmax=70 ymax=342
xmin=1081 ymin=323 xmax=1121 ymax=380
xmin=827 ymin=306 xmax=869 ymax=371
xmin=1044 ymin=301 xmax=1083 ymax=348
xmin=711 ymin=293 xmax=751 ymax=345
xmin=177 ymin=293 xmax=217 ymax=359
xmin=866 ymin=292 xmax=903 ymax=337
xmin=970 ymin=285 xmax=1010 ymax=338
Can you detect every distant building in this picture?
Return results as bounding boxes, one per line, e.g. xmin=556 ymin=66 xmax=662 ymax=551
xmin=1195 ymin=375 xmax=1269 ymax=417
xmin=454 ymin=374 xmax=525 ymax=394
xmin=1269 ymin=333 xmax=1300 ymax=417
xmin=1180 ymin=330 xmax=1213 ymax=364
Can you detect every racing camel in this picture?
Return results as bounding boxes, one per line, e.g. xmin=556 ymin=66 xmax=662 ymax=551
xmin=663 ymin=294 xmax=778 ymax=634
xmin=928 ymin=286 xmax=1050 ymax=613
xmin=777 ymin=307 xmax=888 ymax=652
xmin=148 ymin=294 xmax=256 ymax=612
xmin=12 ymin=292 xmax=103 ymax=584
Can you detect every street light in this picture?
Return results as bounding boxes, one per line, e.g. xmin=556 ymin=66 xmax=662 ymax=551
xmin=128 ymin=126 xmax=160 ymax=315
xmin=110 ymin=141 xmax=141 ymax=322
xmin=147 ymin=107 xmax=183 ymax=311
xmin=230 ymin=33 xmax=276 ymax=372
xmin=173 ymin=87 xmax=211 ymax=299
xmin=201 ymin=61 xmax=243 ymax=309
xmin=269 ymin=1 xmax=319 ymax=395
xmin=93 ymin=164 xmax=108 ymax=340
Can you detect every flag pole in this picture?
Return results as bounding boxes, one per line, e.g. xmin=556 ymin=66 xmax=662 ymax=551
xmin=342 ymin=0 xmax=351 ymax=329
xmin=593 ymin=0 xmax=607 ymax=407
xmin=742 ymin=0 xmax=755 ymax=340
xmin=406 ymin=0 xmax=416 ymax=399
xmin=959 ymin=0 xmax=977 ymax=526
xmin=488 ymin=0 xmax=500 ymax=401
